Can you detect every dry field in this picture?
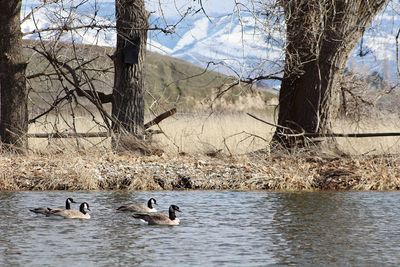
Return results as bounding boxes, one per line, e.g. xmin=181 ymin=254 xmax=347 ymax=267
xmin=27 ymin=110 xmax=400 ymax=156
xmin=333 ymin=116 xmax=400 ymax=155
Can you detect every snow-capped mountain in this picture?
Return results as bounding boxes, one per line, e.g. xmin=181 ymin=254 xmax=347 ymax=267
xmin=21 ymin=1 xmax=399 ymax=86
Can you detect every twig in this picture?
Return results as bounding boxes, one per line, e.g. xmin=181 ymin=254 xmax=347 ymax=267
xmin=246 ymin=112 xmax=294 ymax=132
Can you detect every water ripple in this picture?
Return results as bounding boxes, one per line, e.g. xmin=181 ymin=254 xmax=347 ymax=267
xmin=1 ymin=191 xmax=400 ymax=266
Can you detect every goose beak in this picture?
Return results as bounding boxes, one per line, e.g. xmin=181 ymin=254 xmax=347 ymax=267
xmin=87 ymin=208 xmax=91 ymax=211
xmin=177 ymin=209 xmax=181 ymax=212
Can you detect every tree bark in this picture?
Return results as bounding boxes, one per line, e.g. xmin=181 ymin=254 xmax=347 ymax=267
xmin=113 ymin=0 xmax=148 ymax=141
xmin=272 ymin=0 xmax=389 ymax=150
xmin=0 ymin=1 xmax=28 ymax=149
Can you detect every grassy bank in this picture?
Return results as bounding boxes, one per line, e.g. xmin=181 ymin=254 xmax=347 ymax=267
xmin=8 ymin=112 xmax=397 ymax=191
xmin=1 ymin=150 xmax=400 ymax=191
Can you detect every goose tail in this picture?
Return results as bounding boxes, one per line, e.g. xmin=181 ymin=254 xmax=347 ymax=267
xmin=30 ymin=207 xmax=51 ymax=215
xmin=117 ymin=205 xmax=131 ymax=211
xmin=132 ymin=213 xmax=150 ymax=221
xmin=132 ymin=213 xmax=146 ymax=219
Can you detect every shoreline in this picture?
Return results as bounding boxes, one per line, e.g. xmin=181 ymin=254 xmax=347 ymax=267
xmin=1 ymin=152 xmax=400 ymax=191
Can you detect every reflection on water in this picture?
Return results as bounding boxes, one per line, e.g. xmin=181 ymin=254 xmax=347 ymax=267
xmin=1 ymin=191 xmax=400 ymax=266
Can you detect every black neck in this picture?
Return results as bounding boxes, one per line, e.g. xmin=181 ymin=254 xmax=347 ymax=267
xmin=169 ymin=209 xmax=176 ymax=220
xmin=80 ymin=204 xmax=87 ymax=214
xmin=66 ymin=199 xmax=71 ymax=209
xmin=147 ymin=199 xmax=153 ymax=209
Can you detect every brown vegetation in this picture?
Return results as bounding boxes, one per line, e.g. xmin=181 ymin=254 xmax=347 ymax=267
xmin=1 ymin=149 xmax=400 ymax=191
xmin=3 ymin=109 xmax=400 ymax=192
xmin=0 ymin=110 xmax=391 ymax=192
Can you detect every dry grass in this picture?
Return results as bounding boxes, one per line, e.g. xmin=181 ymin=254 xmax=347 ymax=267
xmin=28 ymin=108 xmax=111 ymax=153
xmin=27 ymin=107 xmax=400 ymax=156
xmin=1 ymin=150 xmax=400 ymax=191
xmin=153 ymin=112 xmax=274 ymax=155
xmin=27 ymin=110 xmax=275 ymax=154
xmin=0 ymin=107 xmax=397 ymax=191
xmin=333 ymin=114 xmax=400 ymax=155
xmin=27 ymin=95 xmax=276 ymax=155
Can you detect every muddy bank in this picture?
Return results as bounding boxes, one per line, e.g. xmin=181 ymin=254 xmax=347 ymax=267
xmin=0 ymin=152 xmax=399 ymax=191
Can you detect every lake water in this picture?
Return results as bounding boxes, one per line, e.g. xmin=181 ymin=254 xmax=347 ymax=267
xmin=1 ymin=191 xmax=400 ymax=266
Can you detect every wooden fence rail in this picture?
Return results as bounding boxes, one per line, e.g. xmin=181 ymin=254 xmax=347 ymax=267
xmin=27 ymin=132 xmax=110 ymax=138
xmin=247 ymin=113 xmax=400 ymax=138
xmin=27 ymin=108 xmax=177 ymax=139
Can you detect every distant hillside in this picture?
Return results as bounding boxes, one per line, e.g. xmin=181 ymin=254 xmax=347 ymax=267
xmin=25 ymin=41 xmax=277 ymax=115
xmin=22 ymin=2 xmax=400 ymax=88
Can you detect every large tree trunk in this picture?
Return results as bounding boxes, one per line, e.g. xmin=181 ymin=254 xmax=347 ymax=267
xmin=0 ymin=1 xmax=28 ymax=149
xmin=112 ymin=0 xmax=148 ymax=144
xmin=272 ymin=0 xmax=388 ymax=150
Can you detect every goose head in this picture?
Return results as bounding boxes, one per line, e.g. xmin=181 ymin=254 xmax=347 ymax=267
xmin=79 ymin=202 xmax=91 ymax=214
xmin=147 ymin=198 xmax=157 ymax=209
xmin=169 ymin=205 xmax=181 ymax=220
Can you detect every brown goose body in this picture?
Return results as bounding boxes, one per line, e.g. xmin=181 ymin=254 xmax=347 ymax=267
xmin=30 ymin=198 xmax=76 ymax=215
xmin=133 ymin=205 xmax=181 ymax=225
xmin=48 ymin=202 xmax=91 ymax=219
xmin=117 ymin=198 xmax=157 ymax=213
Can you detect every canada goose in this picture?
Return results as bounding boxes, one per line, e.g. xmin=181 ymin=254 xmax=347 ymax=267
xmin=133 ymin=204 xmax=181 ymax=225
xmin=47 ymin=202 xmax=91 ymax=219
xmin=117 ymin=198 xmax=157 ymax=213
xmin=29 ymin=197 xmax=77 ymax=215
